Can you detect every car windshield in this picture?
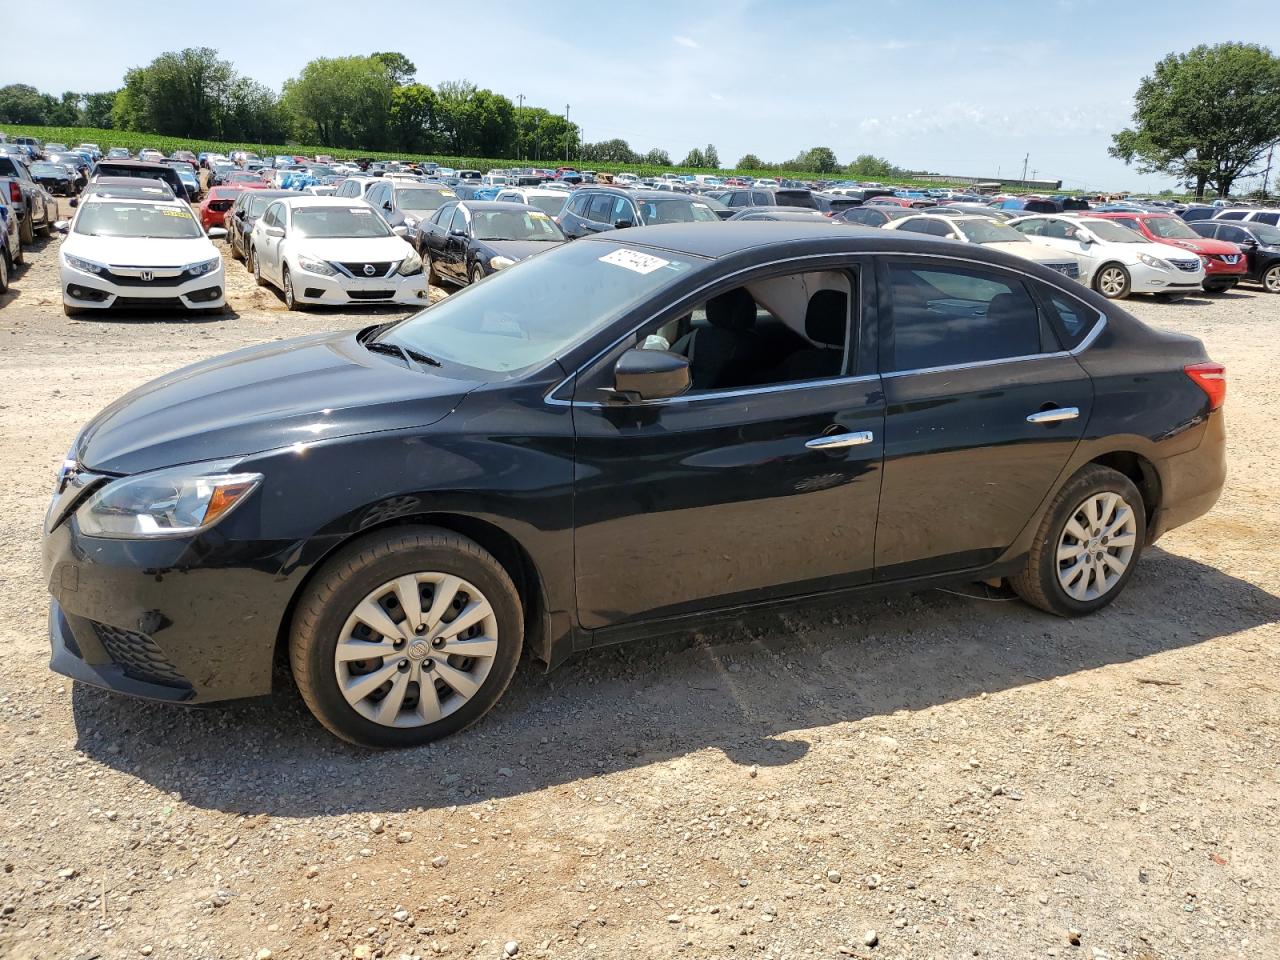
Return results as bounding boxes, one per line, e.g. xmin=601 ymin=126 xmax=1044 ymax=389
xmin=472 ymin=210 xmax=563 ymax=241
xmin=1249 ymin=223 xmax=1280 ymax=244
xmin=381 ymin=240 xmax=699 ymax=376
xmin=74 ymin=202 xmax=204 ymax=239
xmin=1085 ymin=220 xmax=1147 ymax=243
xmin=30 ymin=163 xmax=64 ymax=176
xmin=957 ymin=220 xmax=1027 ymax=243
xmin=1145 ymin=217 xmax=1201 ymax=240
xmin=398 ymin=189 xmax=450 ymax=212
xmin=638 ymin=198 xmax=721 ymax=224
xmin=291 ymin=206 xmax=392 ymax=238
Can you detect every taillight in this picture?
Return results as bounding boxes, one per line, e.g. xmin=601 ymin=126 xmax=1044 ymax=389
xmin=1185 ymin=362 xmax=1226 ymax=410
xmin=8 ymin=182 xmax=19 ymax=203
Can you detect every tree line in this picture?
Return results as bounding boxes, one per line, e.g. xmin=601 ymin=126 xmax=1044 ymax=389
xmin=0 ymin=47 xmax=927 ymax=176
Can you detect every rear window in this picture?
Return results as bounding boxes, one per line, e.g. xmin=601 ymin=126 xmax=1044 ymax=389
xmin=774 ymin=190 xmax=818 ymax=210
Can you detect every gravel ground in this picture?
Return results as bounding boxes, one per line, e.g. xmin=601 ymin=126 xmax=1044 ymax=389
xmin=1 ymin=211 xmax=1277 ymax=960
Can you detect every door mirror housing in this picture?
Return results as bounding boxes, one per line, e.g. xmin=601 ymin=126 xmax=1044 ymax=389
xmin=207 ymin=227 xmax=227 ymax=240
xmin=53 ymin=220 xmax=69 ymax=232
xmin=449 ymin=227 xmax=468 ymax=238
xmin=264 ymin=225 xmax=285 ymax=238
xmin=613 ymin=219 xmax=634 ymax=229
xmin=392 ymin=224 xmax=408 ymax=237
xmin=609 ymin=348 xmax=691 ymax=402
xmin=1075 ymin=232 xmax=1093 ymax=245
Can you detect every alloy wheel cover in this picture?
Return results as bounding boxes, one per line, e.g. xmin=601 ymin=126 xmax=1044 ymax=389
xmin=1056 ymin=492 xmax=1138 ymax=602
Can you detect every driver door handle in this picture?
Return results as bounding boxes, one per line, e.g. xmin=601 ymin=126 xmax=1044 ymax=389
xmin=1027 ymin=406 xmax=1080 ymax=424
xmin=806 ymin=430 xmax=874 ymax=450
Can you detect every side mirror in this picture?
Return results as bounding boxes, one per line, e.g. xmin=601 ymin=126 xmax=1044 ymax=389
xmin=609 ymin=348 xmax=691 ymax=402
xmin=384 ymin=202 xmax=394 ymax=211
xmin=69 ymin=197 xmax=79 ymax=208
xmin=265 ymin=226 xmax=285 ymax=238
xmin=449 ymin=227 xmax=467 ymax=238
xmin=1239 ymin=237 xmax=1258 ymax=248
xmin=392 ymin=224 xmax=408 ymax=237
xmin=53 ymin=220 xmax=69 ymax=232
xmin=613 ymin=219 xmax=634 ymax=229
xmin=208 ymin=227 xmax=227 ymax=240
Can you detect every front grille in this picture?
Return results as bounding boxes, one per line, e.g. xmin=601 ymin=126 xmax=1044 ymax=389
xmin=104 ymin=269 xmax=188 ymax=287
xmin=111 ymin=296 xmax=185 ymax=310
xmin=92 ymin=623 xmax=190 ymax=688
xmin=335 ymin=261 xmax=395 ymax=278
xmin=1168 ymin=258 xmax=1201 ymax=272
xmin=1212 ymin=254 xmax=1241 ymax=264
xmin=348 ymin=289 xmax=396 ymax=300
xmin=1047 ymin=262 xmax=1080 ymax=279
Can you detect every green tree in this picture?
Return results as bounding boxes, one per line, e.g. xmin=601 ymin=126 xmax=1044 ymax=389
xmin=1110 ymin=43 xmax=1280 ymax=198
xmin=681 ymin=147 xmax=706 ymax=167
xmin=0 ymin=83 xmax=54 ymax=123
xmin=389 ymin=83 xmax=438 ymax=151
xmin=582 ymin=138 xmax=636 ymax=163
xmin=642 ymin=148 xmax=671 ymax=166
xmin=435 ymin=79 xmax=478 ymax=154
xmin=703 ymin=143 xmax=720 ymax=168
xmin=283 ymin=55 xmax=394 ymax=148
xmin=372 ymin=52 xmax=417 ymax=85
xmin=848 ymin=154 xmax=895 ymax=179
xmin=82 ymin=91 xmax=118 ymax=128
xmin=468 ymin=89 xmax=516 ymax=156
xmin=222 ymin=78 xmax=287 ymax=142
xmin=736 ymin=153 xmax=765 ymax=170
xmin=115 ymin=48 xmax=235 ymax=138
xmin=515 ymin=107 xmax=578 ymax=162
xmin=792 ymin=146 xmax=838 ymax=173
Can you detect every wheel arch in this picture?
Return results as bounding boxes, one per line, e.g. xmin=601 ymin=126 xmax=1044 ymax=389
xmin=273 ymin=511 xmax=563 ymax=684
xmin=1085 ymin=450 xmax=1161 ymax=527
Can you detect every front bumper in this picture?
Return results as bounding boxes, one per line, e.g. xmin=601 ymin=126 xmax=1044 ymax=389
xmin=61 ymin=263 xmax=226 ymax=311
xmin=1202 ymin=256 xmax=1247 ymax=279
xmin=289 ymin=264 xmax=431 ymax=306
xmin=1128 ymin=261 xmax=1205 ymax=294
xmin=43 ymin=513 xmax=301 ymax=704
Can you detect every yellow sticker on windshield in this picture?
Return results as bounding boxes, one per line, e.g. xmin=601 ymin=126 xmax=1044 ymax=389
xmin=529 ymin=211 xmax=549 ymax=219
xmin=162 ymin=208 xmax=193 ymax=218
xmin=441 ymin=190 xmax=455 ymax=197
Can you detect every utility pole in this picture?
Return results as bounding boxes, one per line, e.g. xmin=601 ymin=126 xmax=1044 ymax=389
xmin=565 ymin=104 xmax=571 ymax=163
xmin=517 ymin=93 xmax=524 ymax=161
xmin=1021 ymin=153 xmax=1029 ymax=186
xmin=1263 ymin=142 xmax=1276 ymax=199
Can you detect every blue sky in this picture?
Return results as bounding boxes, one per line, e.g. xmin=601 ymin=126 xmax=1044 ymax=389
xmin=7 ymin=0 xmax=1279 ymax=190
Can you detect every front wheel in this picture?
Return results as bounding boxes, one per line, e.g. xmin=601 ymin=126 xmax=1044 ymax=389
xmin=1263 ymin=263 xmax=1280 ymax=293
xmin=1094 ymin=263 xmax=1131 ymax=299
xmin=1010 ymin=465 xmax=1146 ymax=616
xmin=289 ymin=527 xmax=524 ymax=747
xmin=469 ymin=263 xmax=484 ymax=285
xmin=252 ymin=247 xmax=266 ymax=287
xmin=282 ymin=266 xmax=300 ymax=310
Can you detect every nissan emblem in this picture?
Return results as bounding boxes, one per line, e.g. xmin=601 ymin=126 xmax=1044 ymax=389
xmin=362 ymin=264 xmax=376 ymax=276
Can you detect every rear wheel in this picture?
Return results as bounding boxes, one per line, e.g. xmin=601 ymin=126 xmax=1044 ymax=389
xmin=0 ymin=250 xmax=9 ymax=292
xmin=19 ymin=215 xmax=34 ymax=246
xmin=230 ymin=233 xmax=244 ymax=261
xmin=1010 ymin=465 xmax=1146 ymax=617
xmin=1263 ymin=263 xmax=1280 ymax=293
xmin=1094 ymin=263 xmax=1131 ymax=299
xmin=289 ymin=527 xmax=524 ymax=747
xmin=426 ymin=253 xmax=442 ymax=286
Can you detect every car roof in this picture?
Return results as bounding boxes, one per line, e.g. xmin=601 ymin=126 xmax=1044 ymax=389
xmin=276 ymin=195 xmax=376 ymax=207
xmin=82 ymin=191 xmax=186 ymax=208
xmin=457 ymin=200 xmax=541 ymax=212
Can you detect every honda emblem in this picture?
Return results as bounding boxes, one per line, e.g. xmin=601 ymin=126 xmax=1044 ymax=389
xmin=362 ymin=264 xmax=376 ymax=276
xmin=140 ymin=271 xmax=154 ymax=282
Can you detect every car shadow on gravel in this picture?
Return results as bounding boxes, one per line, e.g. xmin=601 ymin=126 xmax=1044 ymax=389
xmin=70 ymin=547 xmax=1280 ymax=817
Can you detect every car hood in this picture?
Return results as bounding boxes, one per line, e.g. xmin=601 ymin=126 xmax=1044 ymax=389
xmin=74 ymin=330 xmax=482 ymax=475
xmin=476 ymin=238 xmax=564 ymax=261
xmin=289 ymin=235 xmax=415 ymax=262
xmin=64 ymin=234 xmax=219 ymax=268
xmin=1148 ymin=235 xmax=1240 ymax=256
xmin=986 ymin=242 xmax=1076 ymax=264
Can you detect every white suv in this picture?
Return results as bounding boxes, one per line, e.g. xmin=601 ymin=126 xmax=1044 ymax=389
xmin=1008 ymin=215 xmax=1205 ymax=299
xmin=58 ymin=194 xmax=225 ymax=317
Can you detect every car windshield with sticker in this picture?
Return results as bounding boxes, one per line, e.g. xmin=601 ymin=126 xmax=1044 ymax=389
xmin=292 ymin=206 xmax=394 ymax=239
xmin=73 ymin=201 xmax=204 ymax=239
xmin=379 ymin=241 xmax=699 ymax=376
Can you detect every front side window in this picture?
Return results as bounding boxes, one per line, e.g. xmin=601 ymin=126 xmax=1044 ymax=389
xmin=586 ymin=194 xmax=615 ymax=224
xmin=886 ymin=263 xmax=1043 ymax=372
xmin=1216 ymin=211 xmax=1246 ymax=221
xmin=448 ymin=207 xmax=469 ymax=235
xmin=433 ymin=203 xmax=456 ymax=226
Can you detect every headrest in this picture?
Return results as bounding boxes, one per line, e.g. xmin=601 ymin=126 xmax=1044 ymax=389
xmin=705 ymin=287 xmax=757 ymax=332
xmin=805 ymin=289 xmax=847 ymax=346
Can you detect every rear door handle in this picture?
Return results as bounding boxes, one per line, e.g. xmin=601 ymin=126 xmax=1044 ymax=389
xmin=806 ymin=430 xmax=874 ymax=450
xmin=1026 ymin=406 xmax=1080 ymax=424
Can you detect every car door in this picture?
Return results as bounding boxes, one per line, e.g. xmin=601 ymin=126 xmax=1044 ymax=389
xmin=443 ymin=206 xmax=470 ymax=281
xmin=421 ymin=202 xmax=454 ymax=260
xmin=577 ymin=193 xmax=617 ymax=234
xmin=569 ymin=257 xmax=884 ymax=631
xmin=259 ymin=203 xmax=287 ymax=281
xmin=874 ymin=258 xmax=1093 ymax=579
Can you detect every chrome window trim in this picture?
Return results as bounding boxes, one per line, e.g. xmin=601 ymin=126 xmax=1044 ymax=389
xmin=543 ymin=247 xmax=1105 ymax=408
xmin=546 ymin=372 xmax=881 ymax=408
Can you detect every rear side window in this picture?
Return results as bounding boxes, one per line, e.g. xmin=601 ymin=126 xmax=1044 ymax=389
xmin=1254 ymin=212 xmax=1280 ymax=226
xmin=1034 ymin=283 xmax=1097 ymax=350
xmin=1216 ymin=212 xmax=1246 ymax=221
xmin=886 ymin=263 xmax=1043 ymax=372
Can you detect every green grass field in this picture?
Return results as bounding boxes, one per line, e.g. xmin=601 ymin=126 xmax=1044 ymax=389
xmin=2 ymin=122 xmax=996 ymax=190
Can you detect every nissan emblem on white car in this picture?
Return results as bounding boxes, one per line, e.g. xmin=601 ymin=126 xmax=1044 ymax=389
xmin=363 ymin=264 xmax=375 ymax=276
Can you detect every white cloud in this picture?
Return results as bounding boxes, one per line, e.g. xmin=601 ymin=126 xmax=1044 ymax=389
xmin=879 ymin=40 xmax=912 ymax=51
xmin=673 ymin=35 xmax=699 ymax=48
xmin=709 ymin=92 xmax=725 ymax=101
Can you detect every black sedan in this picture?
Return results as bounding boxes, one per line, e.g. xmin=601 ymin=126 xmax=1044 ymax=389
xmin=43 ymin=223 xmax=1226 ymax=747
xmin=418 ymin=200 xmax=564 ymax=286
xmin=225 ymin=189 xmax=293 ymax=264
xmin=29 ymin=161 xmax=78 ymax=195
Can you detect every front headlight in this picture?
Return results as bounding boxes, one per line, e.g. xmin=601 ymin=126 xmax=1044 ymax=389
xmin=65 ymin=254 xmax=106 ymax=275
xmin=397 ymin=251 xmax=423 ymax=276
xmin=185 ymin=257 xmax=220 ymax=277
xmin=76 ymin=460 xmax=262 ymax=539
xmin=1137 ymin=253 xmax=1169 ymax=270
xmin=489 ymin=255 xmax=515 ymax=271
xmin=297 ymin=255 xmax=337 ymax=276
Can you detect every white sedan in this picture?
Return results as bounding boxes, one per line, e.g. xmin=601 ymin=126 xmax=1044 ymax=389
xmin=1008 ymin=215 xmax=1206 ymax=299
xmin=885 ymin=213 xmax=1083 ymax=282
xmin=249 ymin=195 xmax=429 ymax=310
xmin=58 ymin=194 xmax=225 ymax=317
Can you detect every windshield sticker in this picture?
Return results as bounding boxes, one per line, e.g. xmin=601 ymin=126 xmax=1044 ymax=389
xmin=350 ymin=208 xmax=373 ymax=215
xmin=692 ymin=203 xmax=711 ymax=210
xmin=599 ymin=248 xmax=671 ymax=275
xmin=440 ymin=190 xmax=456 ymax=197
xmin=162 ymin=208 xmax=193 ymax=218
xmin=529 ymin=211 xmax=550 ymax=219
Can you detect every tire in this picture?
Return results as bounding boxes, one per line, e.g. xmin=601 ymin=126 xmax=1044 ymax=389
xmin=1093 ymin=263 xmax=1131 ymax=300
xmin=1010 ymin=464 xmax=1147 ymax=617
xmin=1201 ymin=282 xmax=1233 ymax=294
xmin=36 ymin=217 xmax=50 ymax=237
xmin=289 ymin=526 xmax=524 ymax=748
xmin=1263 ymin=263 xmax=1280 ymax=294
xmin=19 ymin=215 xmax=34 ymax=247
xmin=12 ymin=236 xmax=23 ymax=266
xmin=469 ymin=263 xmax=484 ymax=285
xmin=230 ymin=234 xmax=244 ymax=262
xmin=1155 ymin=292 xmax=1186 ymax=302
xmin=252 ymin=247 xmax=266 ymax=287
xmin=282 ymin=266 xmax=299 ymax=310
xmin=0 ymin=249 xmax=9 ymax=292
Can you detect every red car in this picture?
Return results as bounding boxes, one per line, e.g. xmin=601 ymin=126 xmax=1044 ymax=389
xmin=199 ymin=186 xmax=249 ymax=229
xmin=1086 ymin=212 xmax=1248 ymax=293
xmin=865 ymin=196 xmax=935 ymax=209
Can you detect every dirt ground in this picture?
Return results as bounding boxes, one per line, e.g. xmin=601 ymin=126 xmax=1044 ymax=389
xmin=0 ymin=207 xmax=1277 ymax=960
